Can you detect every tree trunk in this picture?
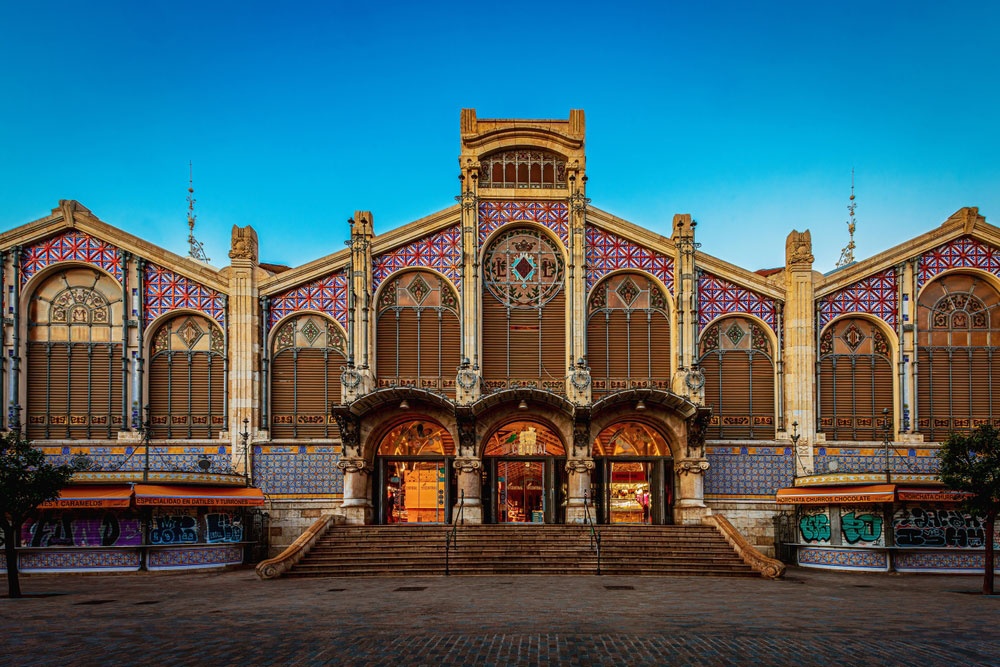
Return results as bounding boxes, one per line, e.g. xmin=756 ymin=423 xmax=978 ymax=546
xmin=3 ymin=522 xmax=21 ymax=599
xmin=985 ymin=509 xmax=996 ymax=596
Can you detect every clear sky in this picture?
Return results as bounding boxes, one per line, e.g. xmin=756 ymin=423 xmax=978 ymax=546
xmin=2 ymin=1 xmax=998 ymax=273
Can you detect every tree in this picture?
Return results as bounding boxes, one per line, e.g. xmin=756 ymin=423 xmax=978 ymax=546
xmin=938 ymin=424 xmax=1000 ymax=595
xmin=0 ymin=429 xmax=81 ymax=598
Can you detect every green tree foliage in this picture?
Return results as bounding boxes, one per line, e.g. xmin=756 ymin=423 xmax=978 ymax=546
xmin=938 ymin=424 xmax=1000 ymax=595
xmin=0 ymin=430 xmax=82 ymax=598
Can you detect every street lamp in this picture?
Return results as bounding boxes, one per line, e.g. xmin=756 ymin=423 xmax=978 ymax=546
xmin=240 ymin=417 xmax=251 ymax=487
xmin=790 ymin=421 xmax=801 ymax=479
xmin=882 ymin=407 xmax=892 ymax=483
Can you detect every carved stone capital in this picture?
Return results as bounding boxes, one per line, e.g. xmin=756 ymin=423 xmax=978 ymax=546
xmin=453 ymin=457 xmax=482 ymax=474
xmin=565 ymin=458 xmax=595 ymax=474
xmin=337 ymin=458 xmax=371 ymax=474
xmin=675 ymin=458 xmax=710 ymax=475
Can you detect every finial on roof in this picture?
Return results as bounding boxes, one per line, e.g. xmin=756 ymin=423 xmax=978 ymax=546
xmin=187 ymin=161 xmax=210 ymax=262
xmin=836 ymin=169 xmax=857 ymax=268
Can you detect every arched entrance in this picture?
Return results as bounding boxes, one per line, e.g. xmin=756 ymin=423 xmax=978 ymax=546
xmin=374 ymin=419 xmax=456 ymax=525
xmin=591 ymin=421 xmax=673 ymax=524
xmin=483 ymin=420 xmax=567 ymax=524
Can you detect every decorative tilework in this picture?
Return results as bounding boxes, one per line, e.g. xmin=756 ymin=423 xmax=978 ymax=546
xmin=819 ymin=268 xmax=897 ymax=328
xmin=372 ymin=225 xmax=462 ymax=291
xmin=47 ymin=451 xmax=234 ymax=475
xmin=21 ymin=230 xmax=123 ymax=284
xmin=269 ymin=270 xmax=348 ymax=328
xmin=144 ymin=263 xmax=225 ymax=327
xmin=704 ymin=446 xmax=794 ymax=496
xmin=585 ymin=226 xmax=675 ymax=293
xmin=814 ymin=451 xmax=940 ymax=475
xmin=18 ymin=549 xmax=141 ymax=572
xmin=797 ymin=547 xmax=887 ymax=570
xmin=918 ymin=235 xmax=1000 ymax=289
xmin=894 ymin=550 xmax=1000 ymax=573
xmin=698 ymin=273 xmax=777 ymax=328
xmin=255 ymin=449 xmax=343 ymax=495
xmin=147 ymin=545 xmax=243 ymax=570
xmin=479 ymin=200 xmax=569 ymax=247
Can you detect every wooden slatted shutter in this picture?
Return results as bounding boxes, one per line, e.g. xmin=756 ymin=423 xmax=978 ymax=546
xmin=270 ymin=349 xmax=296 ymax=438
xmin=750 ymin=353 xmax=775 ymax=438
xmin=540 ymin=292 xmax=566 ymax=390
xmin=482 ymin=295 xmax=510 ymax=387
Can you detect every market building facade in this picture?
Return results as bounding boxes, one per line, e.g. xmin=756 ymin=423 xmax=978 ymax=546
xmin=1 ymin=110 xmax=998 ymax=574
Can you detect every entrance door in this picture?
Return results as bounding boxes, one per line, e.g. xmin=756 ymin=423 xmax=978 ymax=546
xmin=592 ymin=422 xmax=674 ymax=525
xmin=373 ymin=418 xmax=455 ymax=525
xmin=483 ymin=420 xmax=567 ymax=524
xmin=496 ymin=458 xmax=545 ymax=523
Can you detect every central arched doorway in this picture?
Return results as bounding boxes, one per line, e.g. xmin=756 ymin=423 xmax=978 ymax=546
xmin=374 ymin=419 xmax=456 ymax=525
xmin=483 ymin=420 xmax=567 ymax=524
xmin=592 ymin=421 xmax=673 ymax=524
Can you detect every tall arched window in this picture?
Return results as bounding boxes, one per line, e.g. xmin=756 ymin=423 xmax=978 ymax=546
xmin=916 ymin=273 xmax=1000 ymax=440
xmin=817 ymin=318 xmax=894 ymax=440
xmin=697 ymin=317 xmax=775 ymax=439
xmin=375 ymin=271 xmax=460 ymax=396
xmin=271 ymin=315 xmax=346 ymax=439
xmin=587 ymin=273 xmax=671 ymax=395
xmin=148 ymin=315 xmax=224 ymax=439
xmin=482 ymin=227 xmax=566 ymax=392
xmin=26 ymin=268 xmax=124 ymax=439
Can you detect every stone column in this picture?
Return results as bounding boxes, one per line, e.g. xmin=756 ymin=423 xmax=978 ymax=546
xmin=565 ymin=459 xmax=595 ymax=524
xmin=566 ymin=163 xmax=591 ymax=405
xmin=453 ymin=408 xmax=482 ymax=523
xmin=227 ymin=225 xmax=260 ymax=477
xmin=343 ymin=212 xmax=375 ymax=400
xmin=672 ymin=215 xmax=703 ymax=401
xmin=456 ymin=152 xmax=481 ymax=404
xmin=333 ymin=409 xmax=371 ymax=524
xmin=674 ymin=459 xmax=710 ymax=524
xmin=783 ymin=230 xmax=816 ymax=476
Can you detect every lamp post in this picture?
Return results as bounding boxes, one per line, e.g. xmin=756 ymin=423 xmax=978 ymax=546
xmin=882 ymin=407 xmax=892 ymax=483
xmin=790 ymin=421 xmax=801 ymax=479
xmin=142 ymin=404 xmax=151 ymax=482
xmin=240 ymin=417 xmax=251 ymax=487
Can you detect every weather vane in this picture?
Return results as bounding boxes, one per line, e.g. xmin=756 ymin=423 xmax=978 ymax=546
xmin=836 ymin=168 xmax=857 ymax=268
xmin=187 ymin=161 xmax=210 ymax=262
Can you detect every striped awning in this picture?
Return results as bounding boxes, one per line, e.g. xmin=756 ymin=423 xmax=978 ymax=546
xmin=133 ymin=484 xmax=265 ymax=507
xmin=39 ymin=485 xmax=133 ymax=509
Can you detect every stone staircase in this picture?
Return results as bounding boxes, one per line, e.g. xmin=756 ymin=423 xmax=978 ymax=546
xmin=284 ymin=524 xmax=759 ymax=578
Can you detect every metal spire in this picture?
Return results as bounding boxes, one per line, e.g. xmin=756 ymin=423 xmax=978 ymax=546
xmin=187 ymin=161 xmax=210 ymax=262
xmin=836 ymin=169 xmax=857 ymax=268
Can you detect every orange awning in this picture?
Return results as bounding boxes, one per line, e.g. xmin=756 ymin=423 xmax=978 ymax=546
xmin=133 ymin=484 xmax=265 ymax=507
xmin=896 ymin=487 xmax=972 ymax=503
xmin=776 ymin=484 xmax=896 ymax=505
xmin=39 ymin=485 xmax=133 ymax=509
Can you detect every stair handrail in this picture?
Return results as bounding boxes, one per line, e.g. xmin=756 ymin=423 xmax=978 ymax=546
xmin=702 ymin=513 xmax=786 ymax=579
xmin=445 ymin=489 xmax=465 ymax=576
xmin=255 ymin=513 xmax=339 ymax=580
xmin=583 ymin=490 xmax=602 ymax=576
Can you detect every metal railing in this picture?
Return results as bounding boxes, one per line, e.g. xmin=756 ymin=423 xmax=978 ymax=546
xmin=445 ymin=490 xmax=465 ymax=576
xmin=583 ymin=490 xmax=602 ymax=575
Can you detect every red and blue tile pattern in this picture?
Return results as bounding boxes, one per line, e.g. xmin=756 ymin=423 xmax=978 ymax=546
xmin=919 ymin=235 xmax=1000 ymax=289
xmin=479 ymin=200 xmax=569 ymax=247
xmin=819 ymin=268 xmax=897 ymax=328
xmin=585 ymin=226 xmax=675 ymax=293
xmin=144 ymin=263 xmax=226 ymax=327
xmin=698 ymin=273 xmax=776 ymax=328
xmin=21 ymin=230 xmax=123 ymax=284
xmin=269 ymin=270 xmax=348 ymax=328
xmin=372 ymin=225 xmax=462 ymax=291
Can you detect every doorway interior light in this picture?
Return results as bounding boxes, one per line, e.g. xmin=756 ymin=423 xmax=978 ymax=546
xmin=518 ymin=399 xmax=528 ymax=410
xmin=399 ymin=399 xmax=410 ymax=410
xmin=635 ymin=400 xmax=647 ymax=411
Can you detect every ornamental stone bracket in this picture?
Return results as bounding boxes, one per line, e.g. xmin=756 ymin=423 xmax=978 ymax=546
xmin=571 ymin=407 xmax=591 ymax=458
xmin=685 ymin=407 xmax=712 ymax=458
xmin=332 ymin=408 xmax=361 ymax=458
xmin=564 ymin=458 xmax=595 ymax=474
xmin=456 ymin=406 xmax=477 ymax=457
xmin=453 ymin=457 xmax=482 ymax=474
xmin=675 ymin=458 xmax=710 ymax=475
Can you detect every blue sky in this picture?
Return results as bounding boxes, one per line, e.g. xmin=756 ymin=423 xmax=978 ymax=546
xmin=2 ymin=1 xmax=998 ymax=272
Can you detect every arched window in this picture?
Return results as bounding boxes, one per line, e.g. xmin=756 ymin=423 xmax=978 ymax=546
xmin=375 ymin=271 xmax=460 ymax=396
xmin=697 ymin=317 xmax=775 ymax=439
xmin=817 ymin=318 xmax=894 ymax=440
xmin=271 ymin=315 xmax=346 ymax=439
xmin=479 ymin=149 xmax=567 ymax=189
xmin=916 ymin=274 xmax=1000 ymax=440
xmin=587 ymin=273 xmax=671 ymax=395
xmin=148 ymin=315 xmax=224 ymax=439
xmin=482 ymin=228 xmax=566 ymax=392
xmin=26 ymin=268 xmax=124 ymax=439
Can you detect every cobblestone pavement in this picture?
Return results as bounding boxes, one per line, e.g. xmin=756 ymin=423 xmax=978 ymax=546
xmin=3 ymin=567 xmax=999 ymax=666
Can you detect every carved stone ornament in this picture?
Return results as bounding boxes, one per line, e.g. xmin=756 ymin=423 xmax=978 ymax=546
xmin=785 ymin=229 xmax=814 ymax=268
xmin=228 ymin=224 xmax=259 ymax=262
xmin=456 ymin=368 xmax=479 ymax=390
xmin=684 ymin=369 xmax=705 ymax=391
xmin=570 ymin=368 xmax=592 ymax=391
xmin=675 ymin=459 xmax=710 ymax=475
xmin=453 ymin=457 xmax=482 ymax=474
xmin=336 ymin=458 xmax=371 ymax=474
xmin=341 ymin=368 xmax=363 ymax=390
xmin=565 ymin=459 xmax=595 ymax=474
xmin=457 ymin=411 xmax=477 ymax=454
xmin=686 ymin=408 xmax=712 ymax=457
xmin=332 ymin=410 xmax=360 ymax=453
xmin=573 ymin=417 xmax=591 ymax=455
